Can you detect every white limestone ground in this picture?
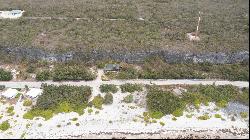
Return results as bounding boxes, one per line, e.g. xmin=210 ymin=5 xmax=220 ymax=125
xmin=0 ymin=87 xmax=249 ymax=139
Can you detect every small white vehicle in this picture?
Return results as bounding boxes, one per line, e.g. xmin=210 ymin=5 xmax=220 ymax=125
xmin=0 ymin=10 xmax=25 ymax=19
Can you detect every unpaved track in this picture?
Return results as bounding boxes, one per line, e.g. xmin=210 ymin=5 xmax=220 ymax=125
xmin=0 ymin=79 xmax=248 ymax=89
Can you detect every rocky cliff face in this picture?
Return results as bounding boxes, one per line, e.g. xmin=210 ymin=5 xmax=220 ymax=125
xmin=1 ymin=46 xmax=249 ymax=64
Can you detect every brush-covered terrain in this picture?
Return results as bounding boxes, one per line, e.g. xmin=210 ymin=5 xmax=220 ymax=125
xmin=0 ymin=0 xmax=248 ymax=54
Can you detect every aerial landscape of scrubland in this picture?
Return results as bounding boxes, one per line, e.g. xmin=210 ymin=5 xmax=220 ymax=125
xmin=0 ymin=0 xmax=249 ymax=139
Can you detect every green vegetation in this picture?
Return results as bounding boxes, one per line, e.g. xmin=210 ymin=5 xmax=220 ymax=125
xmin=88 ymin=108 xmax=93 ymax=114
xmin=92 ymin=95 xmax=104 ymax=109
xmin=23 ymin=99 xmax=32 ymax=106
xmin=159 ymin=122 xmax=165 ymax=126
xmin=186 ymin=114 xmax=194 ymax=118
xmin=148 ymin=111 xmax=164 ymax=119
xmin=23 ymin=109 xmax=53 ymax=120
xmin=172 ymin=108 xmax=184 ymax=117
xmin=140 ymin=57 xmax=249 ymax=81
xmin=0 ymin=69 xmax=12 ymax=81
xmin=146 ymin=85 xmax=248 ymax=116
xmin=103 ymin=57 xmax=249 ymax=81
xmin=21 ymin=132 xmax=26 ymax=139
xmin=100 ymin=84 xmax=118 ymax=93
xmin=104 ymin=93 xmax=113 ymax=105
xmin=146 ymin=86 xmax=185 ymax=115
xmin=26 ymin=65 xmax=36 ymax=73
xmin=214 ymin=114 xmax=222 ymax=118
xmin=76 ymin=123 xmax=80 ymax=126
xmin=23 ymin=84 xmax=91 ymax=120
xmin=197 ymin=114 xmax=211 ymax=120
xmin=71 ymin=118 xmax=78 ymax=121
xmin=0 ymin=85 xmax=5 ymax=90
xmin=172 ymin=117 xmax=177 ymax=121
xmin=7 ymin=106 xmax=14 ymax=114
xmin=0 ymin=121 xmax=10 ymax=131
xmin=240 ymin=112 xmax=248 ymax=118
xmin=120 ymin=83 xmax=143 ymax=93
xmin=123 ymin=94 xmax=133 ymax=103
xmin=53 ymin=64 xmax=96 ymax=81
xmin=36 ymin=70 xmax=51 ymax=81
xmin=237 ymin=88 xmax=249 ymax=105
xmin=95 ymin=111 xmax=99 ymax=114
xmin=116 ymin=63 xmax=139 ymax=79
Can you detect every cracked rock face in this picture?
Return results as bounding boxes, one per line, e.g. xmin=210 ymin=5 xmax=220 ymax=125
xmin=0 ymin=46 xmax=249 ymax=64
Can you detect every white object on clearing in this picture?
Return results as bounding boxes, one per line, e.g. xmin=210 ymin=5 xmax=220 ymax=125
xmin=26 ymin=88 xmax=42 ymax=98
xmin=187 ymin=32 xmax=200 ymax=41
xmin=1 ymin=88 xmax=18 ymax=98
xmin=0 ymin=10 xmax=25 ymax=19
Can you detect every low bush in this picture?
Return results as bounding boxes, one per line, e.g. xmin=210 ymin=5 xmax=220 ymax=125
xmin=53 ymin=64 xmax=96 ymax=81
xmin=172 ymin=108 xmax=184 ymax=117
xmin=100 ymin=84 xmax=118 ymax=93
xmin=216 ymin=100 xmax=228 ymax=108
xmin=197 ymin=114 xmax=211 ymax=120
xmin=123 ymin=94 xmax=133 ymax=103
xmin=159 ymin=121 xmax=165 ymax=126
xmin=146 ymin=86 xmax=185 ymax=115
xmin=186 ymin=114 xmax=194 ymax=118
xmin=116 ymin=63 xmax=139 ymax=79
xmin=7 ymin=106 xmax=14 ymax=114
xmin=71 ymin=117 xmax=78 ymax=121
xmin=0 ymin=121 xmax=10 ymax=131
xmin=92 ymin=95 xmax=104 ymax=109
xmin=214 ymin=114 xmax=222 ymax=118
xmin=149 ymin=111 xmax=164 ymax=119
xmin=88 ymin=108 xmax=93 ymax=114
xmin=36 ymin=70 xmax=51 ymax=81
xmin=23 ymin=99 xmax=32 ymax=106
xmin=240 ymin=112 xmax=248 ymax=118
xmin=104 ymin=93 xmax=113 ymax=104
xmin=120 ymin=83 xmax=143 ymax=93
xmin=0 ymin=69 xmax=12 ymax=81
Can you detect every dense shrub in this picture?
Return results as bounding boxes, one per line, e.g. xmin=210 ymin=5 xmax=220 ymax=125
xmin=36 ymin=84 xmax=91 ymax=110
xmin=146 ymin=86 xmax=185 ymax=115
xmin=36 ymin=70 xmax=51 ymax=81
xmin=0 ymin=69 xmax=12 ymax=81
xmin=23 ymin=84 xmax=91 ymax=120
xmin=117 ymin=63 xmax=139 ymax=79
xmin=120 ymin=83 xmax=143 ymax=93
xmin=26 ymin=65 xmax=36 ymax=73
xmin=0 ymin=121 xmax=10 ymax=131
xmin=139 ymin=57 xmax=249 ymax=81
xmin=146 ymin=85 xmax=246 ymax=116
xmin=100 ymin=84 xmax=118 ymax=93
xmin=53 ymin=64 xmax=96 ymax=81
xmin=104 ymin=93 xmax=113 ymax=104
xmin=123 ymin=94 xmax=133 ymax=103
xmin=92 ymin=95 xmax=104 ymax=109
